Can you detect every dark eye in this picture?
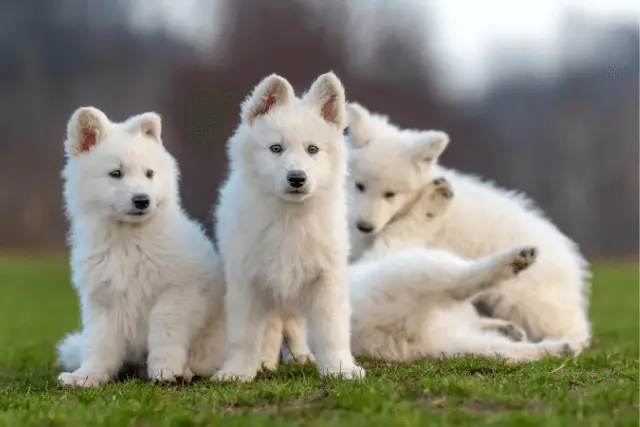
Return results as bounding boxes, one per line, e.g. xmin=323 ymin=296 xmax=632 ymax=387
xmin=384 ymin=191 xmax=396 ymax=199
xmin=146 ymin=169 xmax=154 ymax=179
xmin=355 ymin=182 xmax=365 ymax=192
xmin=269 ymin=144 xmax=283 ymax=154
xmin=307 ymin=144 xmax=319 ymax=154
xmin=109 ymin=169 xmax=122 ymax=179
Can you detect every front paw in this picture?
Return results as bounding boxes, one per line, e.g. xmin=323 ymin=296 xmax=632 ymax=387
xmin=58 ymin=370 xmax=109 ymax=388
xmin=182 ymin=366 xmax=195 ymax=382
xmin=319 ymin=364 xmax=366 ymax=380
xmin=283 ymin=351 xmax=316 ymax=365
xmin=260 ymin=358 xmax=280 ymax=372
xmin=211 ymin=370 xmax=255 ymax=383
xmin=147 ymin=356 xmax=189 ymax=384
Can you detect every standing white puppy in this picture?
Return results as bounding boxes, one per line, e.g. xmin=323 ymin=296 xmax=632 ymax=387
xmin=57 ymin=107 xmax=226 ymax=387
xmin=213 ymin=72 xmax=364 ymax=381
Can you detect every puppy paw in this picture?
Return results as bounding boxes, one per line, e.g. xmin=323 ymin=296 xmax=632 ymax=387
xmin=423 ymin=177 xmax=454 ymax=219
xmin=494 ymin=245 xmax=539 ymax=281
xmin=510 ymin=246 xmax=538 ymax=274
xmin=147 ymin=354 xmax=188 ymax=384
xmin=211 ymin=370 xmax=255 ymax=383
xmin=283 ymin=352 xmax=316 ymax=365
xmin=182 ymin=366 xmax=195 ymax=382
xmin=497 ymin=322 xmax=528 ymax=342
xmin=538 ymin=340 xmax=574 ymax=358
xmin=319 ymin=364 xmax=366 ymax=380
xmin=260 ymin=358 xmax=280 ymax=372
xmin=58 ymin=370 xmax=109 ymax=388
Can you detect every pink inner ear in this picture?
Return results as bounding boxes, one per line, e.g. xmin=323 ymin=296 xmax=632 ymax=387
xmin=81 ymin=128 xmax=97 ymax=152
xmin=258 ymin=92 xmax=277 ymax=115
xmin=321 ymin=96 xmax=336 ymax=121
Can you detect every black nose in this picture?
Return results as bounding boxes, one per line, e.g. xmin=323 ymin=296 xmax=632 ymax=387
xmin=287 ymin=170 xmax=307 ymax=188
xmin=132 ymin=194 xmax=150 ymax=210
xmin=356 ymin=221 xmax=374 ymax=233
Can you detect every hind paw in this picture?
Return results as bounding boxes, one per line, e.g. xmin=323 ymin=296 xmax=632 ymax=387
xmin=497 ymin=323 xmax=528 ymax=342
xmin=538 ymin=340 xmax=574 ymax=358
xmin=492 ymin=245 xmax=539 ymax=282
xmin=510 ymin=246 xmax=538 ymax=274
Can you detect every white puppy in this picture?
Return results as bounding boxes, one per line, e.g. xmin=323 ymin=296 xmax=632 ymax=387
xmin=56 ymin=107 xmax=226 ymax=387
xmin=213 ymin=72 xmax=364 ymax=381
xmin=346 ymin=102 xmax=591 ymax=352
xmin=281 ymin=178 xmax=572 ymax=364
xmin=349 ymin=178 xmax=572 ymax=362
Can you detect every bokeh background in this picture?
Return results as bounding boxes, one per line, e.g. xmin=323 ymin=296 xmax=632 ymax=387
xmin=0 ymin=0 xmax=637 ymax=259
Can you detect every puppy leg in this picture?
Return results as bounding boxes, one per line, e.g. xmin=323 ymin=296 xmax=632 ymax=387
xmin=58 ymin=313 xmax=125 ymax=388
xmin=281 ymin=314 xmax=315 ymax=365
xmin=147 ymin=287 xmax=205 ymax=383
xmin=418 ymin=176 xmax=455 ymax=219
xmin=307 ymin=270 xmax=365 ymax=380
xmin=477 ymin=317 xmax=528 ymax=342
xmin=442 ymin=332 xmax=571 ymax=364
xmin=259 ymin=311 xmax=283 ymax=371
xmin=212 ymin=277 xmax=266 ymax=382
xmin=449 ymin=246 xmax=538 ymax=301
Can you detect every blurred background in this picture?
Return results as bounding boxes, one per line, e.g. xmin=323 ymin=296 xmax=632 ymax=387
xmin=0 ymin=0 xmax=637 ymax=259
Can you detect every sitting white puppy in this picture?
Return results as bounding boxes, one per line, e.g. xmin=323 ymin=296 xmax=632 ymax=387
xmin=56 ymin=107 xmax=226 ymax=387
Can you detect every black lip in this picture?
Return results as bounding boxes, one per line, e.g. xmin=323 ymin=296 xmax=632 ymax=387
xmin=286 ymin=189 xmax=307 ymax=194
xmin=126 ymin=211 xmax=147 ymax=216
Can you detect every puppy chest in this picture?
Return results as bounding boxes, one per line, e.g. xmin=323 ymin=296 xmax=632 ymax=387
xmin=250 ymin=244 xmax=329 ymax=298
xmin=89 ymin=282 xmax=155 ymax=331
xmin=81 ymin=266 xmax=163 ymax=344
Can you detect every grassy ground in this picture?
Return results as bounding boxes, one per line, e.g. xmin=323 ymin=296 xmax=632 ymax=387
xmin=0 ymin=256 xmax=637 ymax=426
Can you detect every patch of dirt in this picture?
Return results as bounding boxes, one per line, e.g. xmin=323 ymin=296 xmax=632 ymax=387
xmin=221 ymin=389 xmax=331 ymax=413
xmin=416 ymin=389 xmax=547 ymax=413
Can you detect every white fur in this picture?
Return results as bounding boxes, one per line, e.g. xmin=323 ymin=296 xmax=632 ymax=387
xmin=56 ymin=107 xmax=227 ymax=387
xmin=345 ymin=103 xmax=591 ymax=353
xmin=349 ymin=246 xmax=572 ymax=363
xmin=212 ymin=72 xmax=364 ymax=382
xmin=281 ymin=178 xmax=571 ymax=364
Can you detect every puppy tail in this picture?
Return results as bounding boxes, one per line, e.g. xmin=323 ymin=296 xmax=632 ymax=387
xmin=56 ymin=331 xmax=84 ymax=371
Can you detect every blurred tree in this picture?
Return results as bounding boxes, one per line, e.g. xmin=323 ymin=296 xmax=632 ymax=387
xmin=0 ymin=0 xmax=187 ymax=250
xmin=0 ymin=0 xmax=635 ymax=257
xmin=165 ymin=0 xmax=467 ymax=232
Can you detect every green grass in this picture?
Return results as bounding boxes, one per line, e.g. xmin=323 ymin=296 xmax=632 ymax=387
xmin=0 ymin=256 xmax=637 ymax=426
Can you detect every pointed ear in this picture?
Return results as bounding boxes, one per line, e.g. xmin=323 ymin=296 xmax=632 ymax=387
xmin=126 ymin=112 xmax=162 ymax=144
xmin=304 ymin=72 xmax=346 ymax=130
xmin=412 ymin=130 xmax=449 ymax=163
xmin=346 ymin=102 xmax=373 ymax=148
xmin=66 ymin=107 xmax=110 ymax=156
xmin=242 ymin=74 xmax=295 ymax=124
